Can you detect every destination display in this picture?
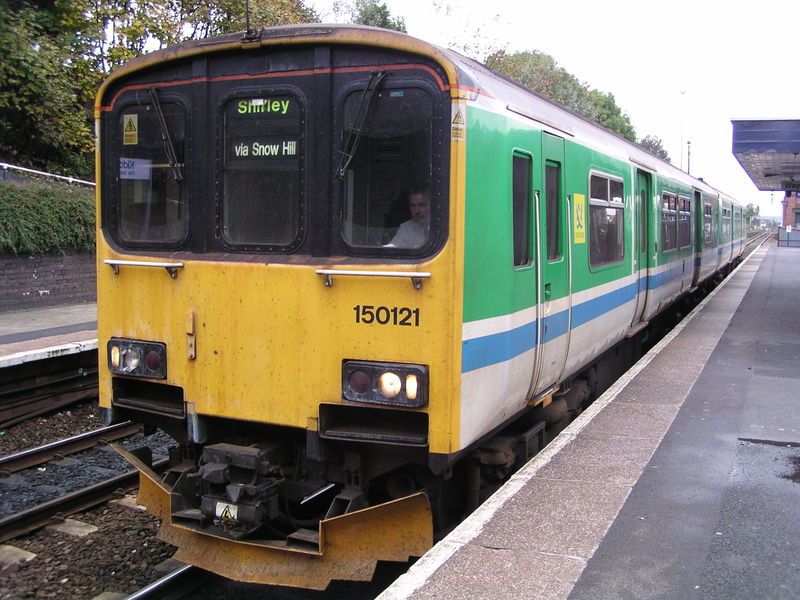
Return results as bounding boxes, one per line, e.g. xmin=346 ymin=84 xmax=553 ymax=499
xmin=225 ymin=136 xmax=299 ymax=165
xmin=228 ymin=97 xmax=298 ymax=120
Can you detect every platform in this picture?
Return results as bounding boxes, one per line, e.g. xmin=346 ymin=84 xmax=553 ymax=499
xmin=380 ymin=239 xmax=799 ymax=600
xmin=0 ymin=302 xmax=97 ymax=368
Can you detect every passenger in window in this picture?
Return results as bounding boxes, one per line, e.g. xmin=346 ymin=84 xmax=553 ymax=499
xmin=387 ymin=185 xmax=430 ymax=248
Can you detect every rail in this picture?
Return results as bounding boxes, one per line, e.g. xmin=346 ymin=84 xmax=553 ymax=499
xmin=0 ymin=162 xmax=95 ymax=187
xmin=0 ymin=421 xmax=141 ymax=474
xmin=123 ymin=564 xmax=212 ymax=600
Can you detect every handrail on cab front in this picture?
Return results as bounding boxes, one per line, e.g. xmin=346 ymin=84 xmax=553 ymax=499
xmin=104 ymin=259 xmax=184 ymax=279
xmin=315 ymin=269 xmax=431 ymax=290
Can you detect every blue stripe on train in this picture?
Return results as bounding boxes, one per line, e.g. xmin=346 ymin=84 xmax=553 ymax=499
xmin=461 ymin=261 xmax=694 ymax=374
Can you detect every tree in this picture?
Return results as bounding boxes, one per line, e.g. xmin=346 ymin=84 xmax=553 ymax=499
xmin=638 ymin=135 xmax=671 ymax=161
xmin=743 ymin=203 xmax=759 ymax=228
xmin=485 ymin=49 xmax=636 ymax=142
xmin=0 ymin=7 xmax=94 ymax=175
xmin=353 ymin=0 xmax=406 ymax=32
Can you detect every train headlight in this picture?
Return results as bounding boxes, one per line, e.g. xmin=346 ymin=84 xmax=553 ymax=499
xmin=107 ymin=338 xmax=167 ymax=379
xmin=342 ymin=361 xmax=428 ymax=408
xmin=122 ymin=348 xmax=141 ymax=372
xmin=377 ymin=372 xmax=402 ymax=398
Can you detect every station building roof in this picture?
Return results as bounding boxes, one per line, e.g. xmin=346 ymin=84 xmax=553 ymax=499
xmin=732 ymin=120 xmax=800 ymax=192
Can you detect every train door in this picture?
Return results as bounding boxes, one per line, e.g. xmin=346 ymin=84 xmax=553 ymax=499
xmin=630 ymin=169 xmax=651 ymax=329
xmin=531 ymin=132 xmax=570 ymax=394
xmin=691 ymin=190 xmax=703 ymax=288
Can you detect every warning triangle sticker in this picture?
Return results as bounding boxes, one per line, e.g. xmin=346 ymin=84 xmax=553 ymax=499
xmin=452 ymin=109 xmax=464 ymax=125
xmin=124 ymin=118 xmax=136 ymax=132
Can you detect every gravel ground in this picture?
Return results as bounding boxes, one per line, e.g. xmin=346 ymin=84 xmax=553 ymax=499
xmin=0 ymin=502 xmax=176 ymax=599
xmin=0 ymin=402 xmax=102 ymax=457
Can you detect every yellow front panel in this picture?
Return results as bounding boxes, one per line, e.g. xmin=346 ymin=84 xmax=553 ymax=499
xmin=97 ymin=243 xmax=460 ymax=453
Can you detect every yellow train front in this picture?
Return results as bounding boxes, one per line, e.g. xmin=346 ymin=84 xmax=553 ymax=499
xmin=96 ymin=26 xmax=469 ymax=588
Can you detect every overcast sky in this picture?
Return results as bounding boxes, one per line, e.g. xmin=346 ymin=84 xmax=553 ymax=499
xmin=310 ymin=0 xmax=798 ymax=217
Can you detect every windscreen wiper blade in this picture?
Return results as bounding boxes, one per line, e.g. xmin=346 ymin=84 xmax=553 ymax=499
xmin=148 ymin=88 xmax=183 ymax=182
xmin=336 ymin=71 xmax=389 ymax=180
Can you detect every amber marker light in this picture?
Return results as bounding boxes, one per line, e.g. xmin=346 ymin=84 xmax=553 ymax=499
xmin=110 ymin=345 xmax=121 ymax=369
xmin=405 ymin=374 xmax=418 ymax=401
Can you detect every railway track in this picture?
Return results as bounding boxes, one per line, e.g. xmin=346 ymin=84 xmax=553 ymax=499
xmin=0 ymin=457 xmax=168 ymax=543
xmin=0 ymin=423 xmax=169 ymax=544
xmin=0 ymin=348 xmax=98 ymax=429
xmin=0 ymin=421 xmax=141 ymax=474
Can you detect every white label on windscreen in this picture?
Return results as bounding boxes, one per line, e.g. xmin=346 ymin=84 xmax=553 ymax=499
xmin=120 ymin=158 xmax=151 ymax=180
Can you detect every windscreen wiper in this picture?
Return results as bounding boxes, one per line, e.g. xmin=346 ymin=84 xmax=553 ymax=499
xmin=336 ymin=71 xmax=389 ymax=180
xmin=148 ymin=88 xmax=183 ymax=182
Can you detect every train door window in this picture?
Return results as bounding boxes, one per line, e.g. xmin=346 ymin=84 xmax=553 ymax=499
xmin=661 ymin=193 xmax=677 ymax=252
xmin=221 ymin=94 xmax=302 ymax=248
xmin=703 ymin=202 xmax=713 ymax=245
xmin=712 ymin=200 xmax=718 ymax=241
xmin=512 ymin=154 xmax=532 ymax=267
xmin=546 ymin=162 xmax=561 ymax=261
xmin=117 ymin=100 xmax=187 ymax=244
xmin=678 ymin=197 xmax=691 ymax=248
xmin=722 ymin=207 xmax=731 ymax=240
xmin=589 ymin=173 xmax=624 ymax=267
xmin=339 ymin=86 xmax=434 ymax=251
xmin=639 ymin=186 xmax=647 ymax=255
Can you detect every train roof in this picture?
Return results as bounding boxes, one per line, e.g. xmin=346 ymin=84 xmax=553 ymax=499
xmin=98 ymin=23 xmax=740 ymax=207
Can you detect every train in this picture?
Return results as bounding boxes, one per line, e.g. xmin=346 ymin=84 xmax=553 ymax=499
xmin=94 ymin=24 xmax=745 ymax=589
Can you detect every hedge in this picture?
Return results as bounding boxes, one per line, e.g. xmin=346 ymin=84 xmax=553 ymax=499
xmin=0 ymin=179 xmax=95 ymax=254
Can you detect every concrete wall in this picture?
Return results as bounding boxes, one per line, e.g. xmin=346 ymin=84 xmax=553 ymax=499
xmin=0 ymin=252 xmax=96 ymax=312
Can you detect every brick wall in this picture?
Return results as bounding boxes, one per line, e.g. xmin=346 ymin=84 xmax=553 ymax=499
xmin=783 ymin=192 xmax=800 ymax=228
xmin=0 ymin=252 xmax=96 ymax=312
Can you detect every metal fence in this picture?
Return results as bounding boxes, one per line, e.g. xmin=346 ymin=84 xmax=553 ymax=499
xmin=0 ymin=162 xmax=94 ymax=187
xmin=777 ymin=227 xmax=800 ymax=247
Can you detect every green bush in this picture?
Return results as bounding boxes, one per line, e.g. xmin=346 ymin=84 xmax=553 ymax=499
xmin=0 ymin=179 xmax=95 ymax=254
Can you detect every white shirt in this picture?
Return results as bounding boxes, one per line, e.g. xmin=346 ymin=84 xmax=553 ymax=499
xmin=389 ymin=219 xmax=429 ymax=248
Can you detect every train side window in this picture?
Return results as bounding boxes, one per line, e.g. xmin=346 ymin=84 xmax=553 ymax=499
xmin=117 ymin=102 xmax=186 ymax=243
xmin=546 ymin=162 xmax=561 ymax=261
xmin=703 ymin=202 xmax=713 ymax=245
xmin=512 ymin=154 xmax=532 ymax=267
xmin=589 ymin=174 xmax=624 ymax=267
xmin=661 ymin=193 xmax=677 ymax=252
xmin=678 ymin=197 xmax=691 ymax=248
xmin=221 ymin=94 xmax=302 ymax=247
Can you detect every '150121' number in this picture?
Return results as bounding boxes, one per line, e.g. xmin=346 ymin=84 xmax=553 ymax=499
xmin=353 ymin=305 xmax=420 ymax=326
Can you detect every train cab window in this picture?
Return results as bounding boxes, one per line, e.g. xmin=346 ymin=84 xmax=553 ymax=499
xmin=661 ymin=193 xmax=677 ymax=252
xmin=512 ymin=154 xmax=532 ymax=267
xmin=221 ymin=95 xmax=302 ymax=247
xmin=589 ymin=174 xmax=624 ymax=267
xmin=703 ymin=202 xmax=713 ymax=245
xmin=117 ymin=100 xmax=186 ymax=243
xmin=678 ymin=197 xmax=691 ymax=248
xmin=339 ymin=86 xmax=435 ymax=251
xmin=546 ymin=162 xmax=561 ymax=261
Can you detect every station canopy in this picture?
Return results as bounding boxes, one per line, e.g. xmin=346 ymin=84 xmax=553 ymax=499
xmin=732 ymin=120 xmax=800 ymax=192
